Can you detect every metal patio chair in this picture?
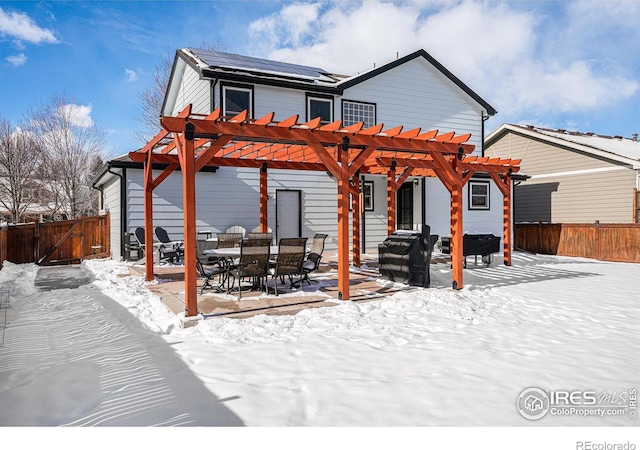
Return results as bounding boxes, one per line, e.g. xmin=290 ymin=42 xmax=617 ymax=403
xmin=226 ymin=238 xmax=272 ymax=298
xmin=155 ymin=226 xmax=184 ymax=261
xmin=297 ymin=233 xmax=328 ymax=286
xmin=134 ymin=227 xmax=179 ymax=264
xmin=267 ymin=237 xmax=308 ymax=295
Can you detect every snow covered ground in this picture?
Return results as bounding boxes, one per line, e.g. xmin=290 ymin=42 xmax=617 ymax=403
xmin=1 ymin=252 xmax=638 ymax=446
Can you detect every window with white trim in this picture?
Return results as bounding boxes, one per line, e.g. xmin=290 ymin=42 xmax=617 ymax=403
xmin=469 ymin=180 xmax=490 ymax=210
xmin=342 ymin=100 xmax=375 ymax=128
xmin=222 ymin=85 xmax=252 ymax=117
xmin=307 ymin=96 xmax=333 ymax=124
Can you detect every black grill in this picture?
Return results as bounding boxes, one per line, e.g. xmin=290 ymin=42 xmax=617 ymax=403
xmin=441 ymin=233 xmax=501 ymax=266
xmin=378 ymin=225 xmax=434 ymax=287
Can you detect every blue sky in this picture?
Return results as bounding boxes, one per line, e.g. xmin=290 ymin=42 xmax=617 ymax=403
xmin=1 ymin=0 xmax=639 ymax=158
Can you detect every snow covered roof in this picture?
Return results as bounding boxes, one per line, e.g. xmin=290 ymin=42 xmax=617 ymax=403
xmin=486 ymin=124 xmax=640 ymax=168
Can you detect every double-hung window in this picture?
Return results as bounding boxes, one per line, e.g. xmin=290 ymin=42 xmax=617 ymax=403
xmin=307 ymin=95 xmax=333 ymax=124
xmin=468 ymin=180 xmax=490 ymax=210
xmin=342 ymin=100 xmax=376 ymax=128
xmin=222 ymin=84 xmax=253 ymax=117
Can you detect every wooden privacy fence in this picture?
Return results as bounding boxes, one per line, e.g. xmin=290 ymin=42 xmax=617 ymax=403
xmin=0 ymin=214 xmax=110 ymax=268
xmin=515 ymin=222 xmax=640 ymax=263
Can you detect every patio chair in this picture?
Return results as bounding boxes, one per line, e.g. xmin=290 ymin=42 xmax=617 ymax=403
xmin=196 ymin=240 xmax=231 ymax=293
xmin=155 ymin=226 xmax=184 ymax=260
xmin=297 ymin=233 xmax=328 ymax=286
xmin=216 ymin=232 xmax=243 ymax=248
xmin=134 ymin=227 xmax=179 ymax=263
xmin=267 ymin=237 xmax=308 ymax=296
xmin=225 ymin=225 xmax=246 ymax=238
xmin=226 ymin=238 xmax=272 ymax=298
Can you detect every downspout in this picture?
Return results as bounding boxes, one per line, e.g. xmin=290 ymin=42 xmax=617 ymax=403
xmin=481 ymin=111 xmax=489 ymax=157
xmin=210 ymin=78 xmax=219 ymax=111
xmin=421 ymin=176 xmax=426 ymax=228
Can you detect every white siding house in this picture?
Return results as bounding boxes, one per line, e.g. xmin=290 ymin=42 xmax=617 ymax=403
xmin=94 ymin=49 xmax=504 ymax=261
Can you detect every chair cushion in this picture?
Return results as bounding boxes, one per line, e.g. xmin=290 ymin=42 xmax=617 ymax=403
xmin=302 ymin=260 xmax=315 ymax=271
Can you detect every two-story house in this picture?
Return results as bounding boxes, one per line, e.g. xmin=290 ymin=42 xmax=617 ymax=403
xmin=94 ymin=48 xmax=502 ymax=262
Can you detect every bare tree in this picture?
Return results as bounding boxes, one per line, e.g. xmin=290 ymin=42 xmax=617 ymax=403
xmin=31 ymin=94 xmax=107 ymax=219
xmin=136 ymin=40 xmax=226 ymax=143
xmin=0 ymin=116 xmax=44 ymax=223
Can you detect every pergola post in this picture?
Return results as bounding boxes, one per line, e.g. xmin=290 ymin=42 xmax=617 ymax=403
xmin=181 ymin=123 xmax=198 ymax=317
xmin=260 ymin=163 xmax=269 ymax=232
xmin=503 ymin=190 xmax=512 ymax=266
xmin=351 ymin=175 xmax=361 ymax=267
xmin=450 ymin=182 xmax=464 ymax=289
xmin=489 ymin=171 xmax=513 ymax=267
xmin=337 ymin=137 xmax=351 ymax=300
xmin=143 ymin=149 xmax=155 ymax=281
xmin=387 ymin=160 xmax=397 ymax=235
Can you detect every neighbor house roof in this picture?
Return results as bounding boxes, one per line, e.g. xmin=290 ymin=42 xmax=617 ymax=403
xmin=486 ymin=124 xmax=640 ymax=169
xmin=173 ymin=48 xmax=496 ymax=115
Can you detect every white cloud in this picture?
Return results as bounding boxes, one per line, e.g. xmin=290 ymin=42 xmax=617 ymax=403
xmin=59 ymin=104 xmax=94 ymax=128
xmin=501 ymin=60 xmax=639 ymax=115
xmin=125 ymin=68 xmax=139 ymax=82
xmin=6 ymin=53 xmax=26 ymax=66
xmin=248 ymin=0 xmax=639 ymax=121
xmin=0 ymin=6 xmax=59 ymax=44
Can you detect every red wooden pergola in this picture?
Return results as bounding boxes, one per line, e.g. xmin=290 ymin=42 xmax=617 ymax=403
xmin=130 ymin=105 xmax=520 ymax=317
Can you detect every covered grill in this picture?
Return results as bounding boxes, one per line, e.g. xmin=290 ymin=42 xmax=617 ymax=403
xmin=378 ymin=225 xmax=434 ymax=287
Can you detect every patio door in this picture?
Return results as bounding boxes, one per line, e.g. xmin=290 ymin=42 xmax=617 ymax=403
xmin=276 ymin=190 xmax=301 ymax=240
xmin=397 ymin=183 xmax=413 ymax=230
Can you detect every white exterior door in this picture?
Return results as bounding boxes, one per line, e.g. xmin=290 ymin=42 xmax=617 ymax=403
xmin=276 ymin=190 xmax=301 ymax=240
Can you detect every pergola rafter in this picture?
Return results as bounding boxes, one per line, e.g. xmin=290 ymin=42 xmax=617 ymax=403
xmin=131 ymin=104 xmax=520 ymax=317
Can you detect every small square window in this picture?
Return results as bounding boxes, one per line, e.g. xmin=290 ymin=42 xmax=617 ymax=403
xmin=469 ymin=181 xmax=490 ymax=210
xmin=308 ymin=97 xmax=333 ymax=124
xmin=223 ymin=85 xmax=252 ymax=117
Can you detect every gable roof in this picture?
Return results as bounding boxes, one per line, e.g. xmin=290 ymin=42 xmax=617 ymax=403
xmin=174 ymin=48 xmax=496 ymax=115
xmin=336 ymin=49 xmax=497 ymax=116
xmin=486 ymin=124 xmax=640 ymax=169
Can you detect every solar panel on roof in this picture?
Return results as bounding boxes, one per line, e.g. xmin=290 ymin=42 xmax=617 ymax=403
xmin=190 ymin=48 xmax=330 ymax=80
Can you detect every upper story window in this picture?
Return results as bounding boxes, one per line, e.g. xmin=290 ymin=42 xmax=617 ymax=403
xmin=342 ymin=100 xmax=376 ymax=128
xmin=307 ymin=95 xmax=333 ymax=124
xmin=469 ymin=180 xmax=490 ymax=210
xmin=222 ymin=84 xmax=253 ymax=117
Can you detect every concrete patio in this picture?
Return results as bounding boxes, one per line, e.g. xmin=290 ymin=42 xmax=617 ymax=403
xmin=127 ymin=252 xmax=452 ymax=319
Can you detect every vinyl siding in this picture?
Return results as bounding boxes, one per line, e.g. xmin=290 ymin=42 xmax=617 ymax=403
xmin=124 ymin=167 xmax=338 ymax=250
xmin=101 ymin=170 xmax=122 ymax=260
xmin=486 ymin=133 xmax=636 ymax=223
xmin=341 ymin=58 xmax=485 ymax=151
xmin=170 ymin=64 xmax=210 ymax=116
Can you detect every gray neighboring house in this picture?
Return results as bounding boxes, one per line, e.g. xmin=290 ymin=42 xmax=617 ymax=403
xmin=94 ymin=48 xmax=502 ymax=261
xmin=485 ymin=124 xmax=640 ymax=224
